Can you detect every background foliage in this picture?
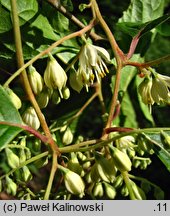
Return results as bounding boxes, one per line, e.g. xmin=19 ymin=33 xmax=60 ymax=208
xmin=0 ymin=0 xmax=170 ymax=200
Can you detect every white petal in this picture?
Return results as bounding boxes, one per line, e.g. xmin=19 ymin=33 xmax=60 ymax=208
xmin=85 ymin=44 xmax=98 ymax=67
xmin=91 ymin=44 xmax=111 ymax=63
xmin=158 ymin=74 xmax=170 ymax=88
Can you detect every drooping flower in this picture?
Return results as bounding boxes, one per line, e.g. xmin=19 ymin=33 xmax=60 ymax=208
xmin=138 ymin=77 xmax=154 ymax=105
xmin=77 ymin=43 xmax=111 ymax=91
xmin=151 ymin=73 xmax=170 ymax=104
xmin=138 ymin=67 xmax=170 ymax=105
xmin=44 ymin=53 xmax=67 ymax=97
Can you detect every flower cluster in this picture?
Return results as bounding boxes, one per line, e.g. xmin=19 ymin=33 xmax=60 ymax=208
xmin=138 ymin=67 xmax=170 ymax=105
xmin=70 ymin=42 xmax=111 ymax=92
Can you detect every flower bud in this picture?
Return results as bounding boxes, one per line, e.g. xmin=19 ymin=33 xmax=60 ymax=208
xmin=25 ymin=193 xmax=31 ymax=200
xmin=58 ymin=165 xmax=85 ymax=196
xmin=22 ymin=107 xmax=40 ymax=130
xmin=51 ymin=90 xmax=61 ymax=105
xmin=103 ymin=182 xmax=116 ymax=199
xmin=69 ymin=69 xmax=83 ymax=93
xmin=62 ymin=86 xmax=70 ymax=100
xmin=62 ymin=127 xmax=73 ymax=145
xmin=127 ymin=148 xmax=136 ymax=158
xmin=160 ymin=131 xmax=170 ymax=149
xmin=95 ymin=153 xmax=116 ymax=183
xmin=121 ymin=185 xmax=129 ymax=197
xmin=6 ymin=176 xmax=17 ymax=196
xmin=109 ymin=145 xmax=132 ymax=172
xmin=137 ymin=134 xmax=153 ymax=154
xmin=22 ymin=166 xmax=32 ymax=182
xmin=32 ymin=139 xmax=41 ymax=153
xmin=28 ymin=65 xmax=44 ymax=95
xmin=37 ymin=87 xmax=51 ymax=108
xmin=44 ymin=53 xmax=67 ymax=97
xmin=6 ymin=87 xmax=22 ymax=109
xmin=130 ymin=180 xmax=146 ymax=200
xmin=68 ymin=152 xmax=84 ymax=176
xmin=19 ymin=149 xmax=26 ymax=164
xmin=139 ymin=160 xmax=148 ymax=170
xmin=85 ymin=172 xmax=92 ymax=184
xmin=90 ymin=163 xmax=100 ymax=182
xmin=5 ymin=148 xmax=20 ymax=169
xmin=133 ymin=159 xmax=141 ymax=168
xmin=82 ymin=161 xmax=91 ymax=170
xmin=93 ymin=182 xmax=104 ymax=197
xmin=77 ymin=152 xmax=87 ymax=161
xmin=20 ymin=137 xmax=26 ymax=147
xmin=113 ymin=175 xmax=123 ymax=188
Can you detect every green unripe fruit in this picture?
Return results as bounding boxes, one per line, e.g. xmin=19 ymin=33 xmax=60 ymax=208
xmin=109 ymin=145 xmax=132 ymax=172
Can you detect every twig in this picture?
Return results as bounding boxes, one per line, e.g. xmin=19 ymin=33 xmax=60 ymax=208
xmin=46 ymin=0 xmax=103 ymax=41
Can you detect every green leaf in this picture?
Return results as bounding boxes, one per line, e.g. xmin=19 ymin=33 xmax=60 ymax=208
xmin=120 ymin=93 xmax=138 ymax=128
xmin=111 ymin=54 xmax=142 ymax=92
xmin=0 ymin=85 xmax=22 ymax=150
xmin=120 ymin=54 xmax=141 ymax=91
xmin=118 ymin=14 xmax=170 ymax=37
xmin=110 ymin=55 xmax=143 ymax=127
xmin=0 ymin=7 xmax=12 ymax=33
xmin=1 ymin=0 xmax=38 ymax=27
xmin=30 ymin=15 xmax=60 ymax=41
xmin=52 ymin=12 xmax=69 ymax=33
xmin=119 ymin=0 xmax=165 ymax=23
xmin=157 ymin=19 xmax=170 ymax=36
xmin=147 ymin=132 xmax=170 ymax=172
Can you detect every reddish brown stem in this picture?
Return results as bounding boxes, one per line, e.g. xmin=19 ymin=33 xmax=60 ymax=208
xmin=0 ymin=121 xmax=49 ymax=144
xmin=104 ymin=127 xmax=134 ymax=134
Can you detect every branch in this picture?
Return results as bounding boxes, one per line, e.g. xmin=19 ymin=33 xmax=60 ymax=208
xmin=46 ymin=0 xmax=103 ymax=41
xmin=10 ymin=0 xmax=60 ymax=155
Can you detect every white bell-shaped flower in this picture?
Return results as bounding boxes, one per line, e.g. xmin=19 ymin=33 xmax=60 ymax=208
xmin=44 ymin=53 xmax=67 ymax=98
